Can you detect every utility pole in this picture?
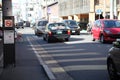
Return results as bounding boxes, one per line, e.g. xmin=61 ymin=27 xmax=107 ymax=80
xmin=2 ymin=0 xmax=15 ymax=68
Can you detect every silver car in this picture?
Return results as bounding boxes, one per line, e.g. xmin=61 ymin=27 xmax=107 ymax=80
xmin=34 ymin=20 xmax=48 ymax=35
xmin=107 ymin=39 xmax=120 ymax=80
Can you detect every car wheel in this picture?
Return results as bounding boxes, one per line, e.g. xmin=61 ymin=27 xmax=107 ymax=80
xmin=43 ymin=36 xmax=46 ymax=41
xmin=47 ymin=37 xmax=51 ymax=43
xmin=77 ymin=32 xmax=80 ymax=35
xmin=100 ymin=35 xmax=106 ymax=43
xmin=35 ymin=31 xmax=37 ymax=35
xmin=65 ymin=38 xmax=69 ymax=41
xmin=107 ymin=60 xmax=118 ymax=80
xmin=92 ymin=35 xmax=95 ymax=41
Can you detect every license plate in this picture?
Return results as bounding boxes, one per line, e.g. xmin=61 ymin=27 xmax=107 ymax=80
xmin=72 ymin=30 xmax=75 ymax=33
xmin=57 ymin=30 xmax=62 ymax=34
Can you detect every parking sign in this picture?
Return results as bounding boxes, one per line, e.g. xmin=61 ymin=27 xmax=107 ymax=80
xmin=96 ymin=9 xmax=102 ymax=14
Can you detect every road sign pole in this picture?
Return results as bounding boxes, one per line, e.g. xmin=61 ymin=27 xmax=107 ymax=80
xmin=2 ymin=0 xmax=15 ymax=68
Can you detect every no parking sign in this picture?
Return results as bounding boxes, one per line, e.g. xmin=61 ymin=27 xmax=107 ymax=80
xmin=5 ymin=19 xmax=13 ymax=27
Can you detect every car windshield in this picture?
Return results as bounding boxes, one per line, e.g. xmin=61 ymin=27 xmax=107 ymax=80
xmin=104 ymin=20 xmax=120 ymax=28
xmin=38 ymin=21 xmax=48 ymax=26
xmin=65 ymin=20 xmax=77 ymax=27
xmin=48 ymin=23 xmax=67 ymax=30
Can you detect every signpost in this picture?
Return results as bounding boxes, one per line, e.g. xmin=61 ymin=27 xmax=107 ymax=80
xmin=96 ymin=9 xmax=102 ymax=19
xmin=2 ymin=0 xmax=15 ymax=68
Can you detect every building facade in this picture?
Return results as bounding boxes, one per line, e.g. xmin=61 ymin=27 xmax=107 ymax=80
xmin=12 ymin=0 xmax=42 ymax=23
xmin=58 ymin=0 xmax=120 ymax=23
xmin=41 ymin=0 xmax=59 ymax=22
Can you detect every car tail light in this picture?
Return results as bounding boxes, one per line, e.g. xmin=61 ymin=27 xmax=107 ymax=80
xmin=48 ymin=31 xmax=52 ymax=36
xmin=67 ymin=30 xmax=71 ymax=35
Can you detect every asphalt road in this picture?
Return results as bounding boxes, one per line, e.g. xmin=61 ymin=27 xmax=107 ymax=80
xmin=17 ymin=27 xmax=113 ymax=80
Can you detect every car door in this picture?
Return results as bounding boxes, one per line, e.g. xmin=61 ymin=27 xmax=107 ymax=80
xmin=92 ymin=20 xmax=101 ymax=40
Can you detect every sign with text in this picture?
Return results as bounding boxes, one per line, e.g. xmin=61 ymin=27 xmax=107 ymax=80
xmin=4 ymin=30 xmax=14 ymax=44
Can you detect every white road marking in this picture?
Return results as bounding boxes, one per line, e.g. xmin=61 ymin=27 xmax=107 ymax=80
xmin=27 ymin=37 xmax=56 ymax=80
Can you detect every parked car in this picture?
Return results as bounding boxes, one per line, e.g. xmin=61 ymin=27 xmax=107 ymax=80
xmin=91 ymin=19 xmax=120 ymax=43
xmin=34 ymin=20 xmax=48 ymax=35
xmin=62 ymin=20 xmax=80 ymax=35
xmin=77 ymin=22 xmax=87 ymax=30
xmin=15 ymin=22 xmax=24 ymax=29
xmin=107 ymin=39 xmax=120 ymax=80
xmin=43 ymin=22 xmax=71 ymax=43
xmin=0 ymin=27 xmax=3 ymax=38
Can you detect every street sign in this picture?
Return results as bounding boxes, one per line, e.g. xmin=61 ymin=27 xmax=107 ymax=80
xmin=96 ymin=9 xmax=102 ymax=14
xmin=5 ymin=20 xmax=13 ymax=27
xmin=4 ymin=30 xmax=14 ymax=44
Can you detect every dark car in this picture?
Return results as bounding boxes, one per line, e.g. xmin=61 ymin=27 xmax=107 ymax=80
xmin=107 ymin=39 xmax=120 ymax=80
xmin=15 ymin=22 xmax=24 ymax=29
xmin=91 ymin=19 xmax=120 ymax=43
xmin=34 ymin=20 xmax=48 ymax=35
xmin=43 ymin=22 xmax=71 ymax=43
xmin=77 ymin=22 xmax=87 ymax=30
xmin=62 ymin=20 xmax=80 ymax=35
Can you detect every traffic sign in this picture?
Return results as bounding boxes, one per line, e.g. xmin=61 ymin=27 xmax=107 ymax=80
xmin=96 ymin=9 xmax=102 ymax=14
xmin=5 ymin=20 xmax=13 ymax=27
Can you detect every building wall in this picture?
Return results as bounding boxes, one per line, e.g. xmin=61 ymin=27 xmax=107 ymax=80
xmin=59 ymin=0 xmax=90 ymax=22
xmin=58 ymin=0 xmax=120 ymax=23
xmin=48 ymin=3 xmax=59 ymax=22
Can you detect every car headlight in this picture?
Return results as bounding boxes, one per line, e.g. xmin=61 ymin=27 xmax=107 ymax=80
xmin=104 ymin=30 xmax=112 ymax=34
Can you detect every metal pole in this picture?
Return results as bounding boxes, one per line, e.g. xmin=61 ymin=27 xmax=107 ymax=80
xmin=2 ymin=0 xmax=12 ymax=16
xmin=2 ymin=0 xmax=15 ymax=68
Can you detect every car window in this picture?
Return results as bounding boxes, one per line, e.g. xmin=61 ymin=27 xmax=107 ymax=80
xmin=95 ymin=20 xmax=101 ymax=27
xmin=94 ymin=20 xmax=99 ymax=27
xmin=64 ymin=20 xmax=77 ymax=27
xmin=104 ymin=20 xmax=120 ymax=28
xmin=115 ymin=21 xmax=120 ymax=27
xmin=38 ymin=21 xmax=48 ymax=26
xmin=48 ymin=23 xmax=67 ymax=30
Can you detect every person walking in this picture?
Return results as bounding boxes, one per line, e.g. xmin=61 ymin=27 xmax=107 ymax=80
xmin=87 ymin=21 xmax=92 ymax=34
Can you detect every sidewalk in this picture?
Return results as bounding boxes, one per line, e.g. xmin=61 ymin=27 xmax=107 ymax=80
xmin=0 ymin=40 xmax=49 ymax=80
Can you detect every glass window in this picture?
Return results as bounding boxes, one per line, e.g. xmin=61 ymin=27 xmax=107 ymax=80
xmin=38 ymin=21 xmax=48 ymax=26
xmin=104 ymin=20 xmax=120 ymax=28
xmin=48 ymin=23 xmax=67 ymax=30
xmin=65 ymin=20 xmax=77 ymax=27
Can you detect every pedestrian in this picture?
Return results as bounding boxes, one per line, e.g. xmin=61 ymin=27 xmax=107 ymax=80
xmin=87 ymin=21 xmax=92 ymax=34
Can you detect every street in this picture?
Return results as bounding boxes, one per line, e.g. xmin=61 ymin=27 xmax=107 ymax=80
xmin=17 ymin=27 xmax=112 ymax=80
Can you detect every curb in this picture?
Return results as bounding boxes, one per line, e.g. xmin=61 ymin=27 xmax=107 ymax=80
xmin=0 ymin=54 xmax=3 ymax=76
xmin=27 ymin=37 xmax=56 ymax=80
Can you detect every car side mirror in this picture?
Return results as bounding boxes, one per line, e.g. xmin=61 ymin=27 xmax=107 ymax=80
xmin=113 ymin=41 xmax=120 ymax=48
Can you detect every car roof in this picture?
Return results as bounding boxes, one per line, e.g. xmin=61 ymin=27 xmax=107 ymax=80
xmin=48 ymin=22 xmax=65 ymax=25
xmin=97 ymin=19 xmax=118 ymax=21
xmin=62 ymin=19 xmax=76 ymax=21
